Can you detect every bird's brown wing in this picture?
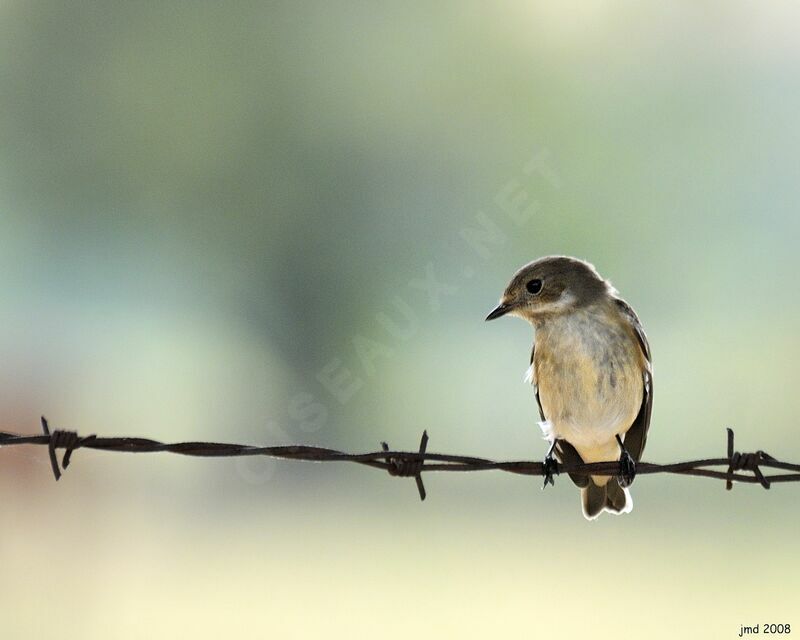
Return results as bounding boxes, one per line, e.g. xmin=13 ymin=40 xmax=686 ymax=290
xmin=531 ymin=344 xmax=590 ymax=488
xmin=615 ymin=298 xmax=653 ymax=462
xmin=530 ymin=343 xmax=546 ymax=422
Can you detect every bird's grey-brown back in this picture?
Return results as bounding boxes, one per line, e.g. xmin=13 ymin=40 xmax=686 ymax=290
xmin=486 ymin=256 xmax=652 ymax=520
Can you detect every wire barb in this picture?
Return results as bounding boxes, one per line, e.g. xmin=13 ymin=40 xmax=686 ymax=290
xmin=40 ymin=416 xmax=96 ymax=481
xmin=381 ymin=431 xmax=428 ymax=501
xmin=725 ymin=427 xmax=775 ymax=491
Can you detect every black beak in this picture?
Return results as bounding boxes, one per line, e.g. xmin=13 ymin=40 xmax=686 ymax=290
xmin=485 ymin=303 xmax=511 ymax=321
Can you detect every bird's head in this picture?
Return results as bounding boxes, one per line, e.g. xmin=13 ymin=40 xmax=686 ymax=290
xmin=485 ymin=256 xmax=611 ymax=324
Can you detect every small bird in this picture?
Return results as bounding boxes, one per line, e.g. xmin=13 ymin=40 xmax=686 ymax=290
xmin=486 ymin=256 xmax=652 ymax=519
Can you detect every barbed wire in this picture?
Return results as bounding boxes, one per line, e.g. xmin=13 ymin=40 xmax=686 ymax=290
xmin=0 ymin=418 xmax=798 ymax=501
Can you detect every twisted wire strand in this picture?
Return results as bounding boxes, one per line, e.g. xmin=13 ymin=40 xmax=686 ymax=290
xmin=0 ymin=419 xmax=798 ymax=501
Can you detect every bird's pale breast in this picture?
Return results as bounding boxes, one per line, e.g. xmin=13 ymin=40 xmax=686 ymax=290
xmin=533 ymin=302 xmax=644 ymax=462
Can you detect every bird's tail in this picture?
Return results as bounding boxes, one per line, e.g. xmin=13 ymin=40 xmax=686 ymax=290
xmin=581 ymin=478 xmax=633 ymax=520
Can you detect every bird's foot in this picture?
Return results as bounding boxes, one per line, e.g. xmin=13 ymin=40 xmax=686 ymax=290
xmin=616 ymin=434 xmax=636 ymax=488
xmin=542 ymin=453 xmax=559 ymax=489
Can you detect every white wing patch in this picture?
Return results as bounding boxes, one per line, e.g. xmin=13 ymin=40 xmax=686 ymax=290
xmin=523 ymin=363 xmax=534 ymax=385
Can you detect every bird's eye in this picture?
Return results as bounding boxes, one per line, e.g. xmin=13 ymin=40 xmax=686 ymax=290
xmin=526 ymin=279 xmax=543 ymax=294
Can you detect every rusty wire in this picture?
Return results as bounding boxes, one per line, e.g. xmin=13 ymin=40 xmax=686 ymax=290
xmin=0 ymin=418 xmax=798 ymax=501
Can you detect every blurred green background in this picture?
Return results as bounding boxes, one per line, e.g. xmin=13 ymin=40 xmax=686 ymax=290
xmin=1 ymin=1 xmax=799 ymax=638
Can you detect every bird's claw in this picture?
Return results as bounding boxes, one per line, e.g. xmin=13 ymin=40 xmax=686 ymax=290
xmin=542 ymin=454 xmax=559 ymax=489
xmin=617 ymin=449 xmax=636 ymax=488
